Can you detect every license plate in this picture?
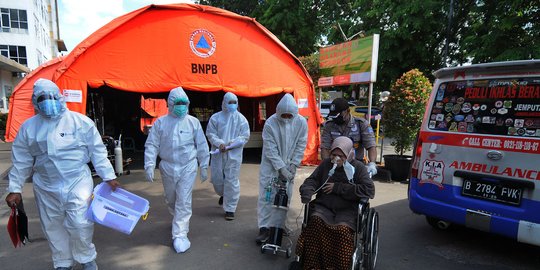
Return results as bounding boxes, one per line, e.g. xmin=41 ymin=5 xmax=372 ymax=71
xmin=461 ymin=179 xmax=522 ymax=205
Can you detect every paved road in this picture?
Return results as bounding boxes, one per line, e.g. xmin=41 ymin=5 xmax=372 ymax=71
xmin=1 ymin=149 xmax=539 ymax=269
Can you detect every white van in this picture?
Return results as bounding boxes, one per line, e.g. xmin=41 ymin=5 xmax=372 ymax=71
xmin=409 ymin=60 xmax=540 ymax=246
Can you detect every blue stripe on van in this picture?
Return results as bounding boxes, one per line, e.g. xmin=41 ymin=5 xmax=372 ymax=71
xmin=409 ymin=177 xmax=540 ymax=239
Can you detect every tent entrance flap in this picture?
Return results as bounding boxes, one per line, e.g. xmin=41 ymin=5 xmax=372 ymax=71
xmin=86 ymin=86 xmax=283 ymax=150
xmin=87 ymin=86 xmax=165 ymax=151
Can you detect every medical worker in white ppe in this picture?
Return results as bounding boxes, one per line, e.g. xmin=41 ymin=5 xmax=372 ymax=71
xmin=144 ymin=86 xmax=210 ymax=253
xmin=206 ymin=92 xmax=250 ymax=221
xmin=255 ymin=93 xmax=307 ymax=244
xmin=5 ymin=78 xmax=119 ymax=270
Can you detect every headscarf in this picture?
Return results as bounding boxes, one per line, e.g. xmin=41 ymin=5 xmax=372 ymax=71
xmin=330 ymin=136 xmax=355 ymax=162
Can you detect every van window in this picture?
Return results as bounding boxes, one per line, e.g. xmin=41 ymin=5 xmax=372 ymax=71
xmin=428 ymin=77 xmax=540 ymax=138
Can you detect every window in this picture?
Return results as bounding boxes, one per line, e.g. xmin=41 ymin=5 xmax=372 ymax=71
xmin=428 ymin=78 xmax=540 ymax=137
xmin=0 ymin=8 xmax=28 ymax=33
xmin=0 ymin=45 xmax=27 ymax=66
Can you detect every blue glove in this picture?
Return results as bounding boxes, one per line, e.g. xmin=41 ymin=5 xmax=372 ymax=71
xmin=367 ymin=162 xmax=377 ymax=177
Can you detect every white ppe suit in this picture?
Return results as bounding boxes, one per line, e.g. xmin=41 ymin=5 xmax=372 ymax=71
xmin=144 ymin=87 xmax=210 ymax=243
xmin=8 ymin=78 xmax=116 ymax=269
xmin=257 ymin=94 xmax=307 ymax=229
xmin=206 ymin=92 xmax=250 ymax=213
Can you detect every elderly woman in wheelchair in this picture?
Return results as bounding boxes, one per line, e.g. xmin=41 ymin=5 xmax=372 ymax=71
xmin=294 ymin=136 xmax=375 ymax=270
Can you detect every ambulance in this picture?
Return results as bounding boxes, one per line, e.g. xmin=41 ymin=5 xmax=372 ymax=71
xmin=409 ymin=60 xmax=540 ymax=246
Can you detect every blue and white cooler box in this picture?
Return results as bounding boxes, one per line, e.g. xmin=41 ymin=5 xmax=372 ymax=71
xmin=87 ymin=182 xmax=150 ymax=234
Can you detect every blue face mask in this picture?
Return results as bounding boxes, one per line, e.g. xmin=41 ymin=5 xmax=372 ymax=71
xmin=226 ymin=103 xmax=238 ymax=112
xmin=173 ymin=104 xmax=188 ymax=118
xmin=38 ymin=100 xmax=63 ymax=117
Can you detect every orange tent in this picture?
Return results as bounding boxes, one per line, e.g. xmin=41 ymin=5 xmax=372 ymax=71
xmin=6 ymin=3 xmax=321 ymax=164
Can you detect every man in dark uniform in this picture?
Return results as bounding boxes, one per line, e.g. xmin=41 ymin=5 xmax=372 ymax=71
xmin=321 ymin=98 xmax=378 ymax=176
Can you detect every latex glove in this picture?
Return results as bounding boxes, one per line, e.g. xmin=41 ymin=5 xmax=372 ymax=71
xmin=279 ymin=167 xmax=294 ymax=181
xmin=367 ymin=162 xmax=377 ymax=177
xmin=200 ymin=167 xmax=208 ymax=183
xmin=287 ymin=163 xmax=297 ymax=176
xmin=145 ymin=167 xmax=155 ymax=182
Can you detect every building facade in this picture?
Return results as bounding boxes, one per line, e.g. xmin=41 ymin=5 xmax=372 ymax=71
xmin=0 ymin=0 xmax=65 ymax=113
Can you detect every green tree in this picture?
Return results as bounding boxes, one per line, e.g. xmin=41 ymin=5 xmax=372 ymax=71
xmin=196 ymin=0 xmax=263 ymax=16
xmin=459 ymin=1 xmax=540 ymax=63
xmin=354 ymin=0 xmax=448 ymax=92
xmin=255 ymin=0 xmax=323 ymax=57
xmin=382 ymin=69 xmax=431 ymax=155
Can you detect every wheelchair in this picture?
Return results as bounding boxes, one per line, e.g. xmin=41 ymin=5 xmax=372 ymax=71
xmin=290 ymin=198 xmax=379 ymax=270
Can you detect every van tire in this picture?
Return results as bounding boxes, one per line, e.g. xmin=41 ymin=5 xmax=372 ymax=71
xmin=426 ymin=216 xmax=452 ymax=230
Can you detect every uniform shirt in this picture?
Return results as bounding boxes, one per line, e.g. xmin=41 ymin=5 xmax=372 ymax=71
xmin=321 ymin=116 xmax=376 ymax=160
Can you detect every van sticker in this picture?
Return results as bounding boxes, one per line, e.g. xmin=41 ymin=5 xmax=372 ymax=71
xmin=450 ymin=96 xmax=457 ymax=103
xmin=525 ymin=129 xmax=536 ymax=136
xmin=505 ymin=118 xmax=513 ymax=126
xmin=514 ymin=119 xmax=524 ymax=128
xmin=437 ymin=122 xmax=447 ymax=129
xmin=429 ymin=121 xmax=436 ymax=129
xmin=497 ymin=108 xmax=508 ymax=115
xmin=436 ymin=114 xmax=444 ymax=121
xmin=508 ymin=127 xmax=517 ymax=135
xmin=445 ymin=103 xmax=453 ymax=112
xmin=420 ymin=159 xmax=445 ymax=188
xmin=495 ymin=100 xmax=503 ymax=108
xmin=504 ymin=100 xmax=513 ymax=108
xmin=454 ymin=115 xmax=465 ymax=121
xmin=461 ymin=103 xmax=471 ymax=113
xmin=435 ymin=85 xmax=445 ymax=101
xmin=467 ymin=123 xmax=475 ymax=132
xmin=517 ymin=129 xmax=526 ymax=136
xmin=452 ymin=104 xmax=461 ymax=114
xmin=490 ymin=108 xmax=497 ymax=114
xmin=458 ymin=122 xmax=467 ymax=132
xmin=472 ymin=104 xmax=480 ymax=110
xmin=480 ymin=104 xmax=487 ymax=111
xmin=465 ymin=115 xmax=475 ymax=122
xmin=496 ymin=118 xmax=504 ymax=126
xmin=435 ymin=102 xmax=444 ymax=108
xmin=430 ymin=114 xmax=437 ymax=120
xmin=445 ymin=114 xmax=453 ymax=122
xmin=449 ymin=122 xmax=458 ymax=131
xmin=456 ymin=97 xmax=465 ymax=104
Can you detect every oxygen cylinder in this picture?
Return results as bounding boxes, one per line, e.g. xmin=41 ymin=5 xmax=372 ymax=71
xmin=114 ymin=140 xmax=123 ymax=175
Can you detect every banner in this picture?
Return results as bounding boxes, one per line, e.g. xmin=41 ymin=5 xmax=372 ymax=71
xmin=318 ymin=34 xmax=379 ymax=87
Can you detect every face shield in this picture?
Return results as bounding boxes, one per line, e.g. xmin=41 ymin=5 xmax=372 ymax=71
xmin=32 ymin=79 xmax=65 ymax=118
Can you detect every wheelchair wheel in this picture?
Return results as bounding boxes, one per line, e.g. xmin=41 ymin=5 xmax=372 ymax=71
xmin=363 ymin=209 xmax=379 ymax=270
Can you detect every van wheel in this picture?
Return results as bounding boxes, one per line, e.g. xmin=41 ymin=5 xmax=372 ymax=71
xmin=426 ymin=216 xmax=452 ymax=230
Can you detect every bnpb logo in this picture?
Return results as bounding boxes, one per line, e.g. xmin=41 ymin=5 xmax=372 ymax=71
xmin=189 ymin=29 xmax=216 ymax=58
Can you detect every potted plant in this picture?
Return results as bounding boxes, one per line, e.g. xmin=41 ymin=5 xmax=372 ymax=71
xmin=382 ymin=69 xmax=431 ymax=181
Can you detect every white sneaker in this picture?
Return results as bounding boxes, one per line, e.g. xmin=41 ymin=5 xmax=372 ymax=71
xmin=173 ymin=237 xmax=191 ymax=253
